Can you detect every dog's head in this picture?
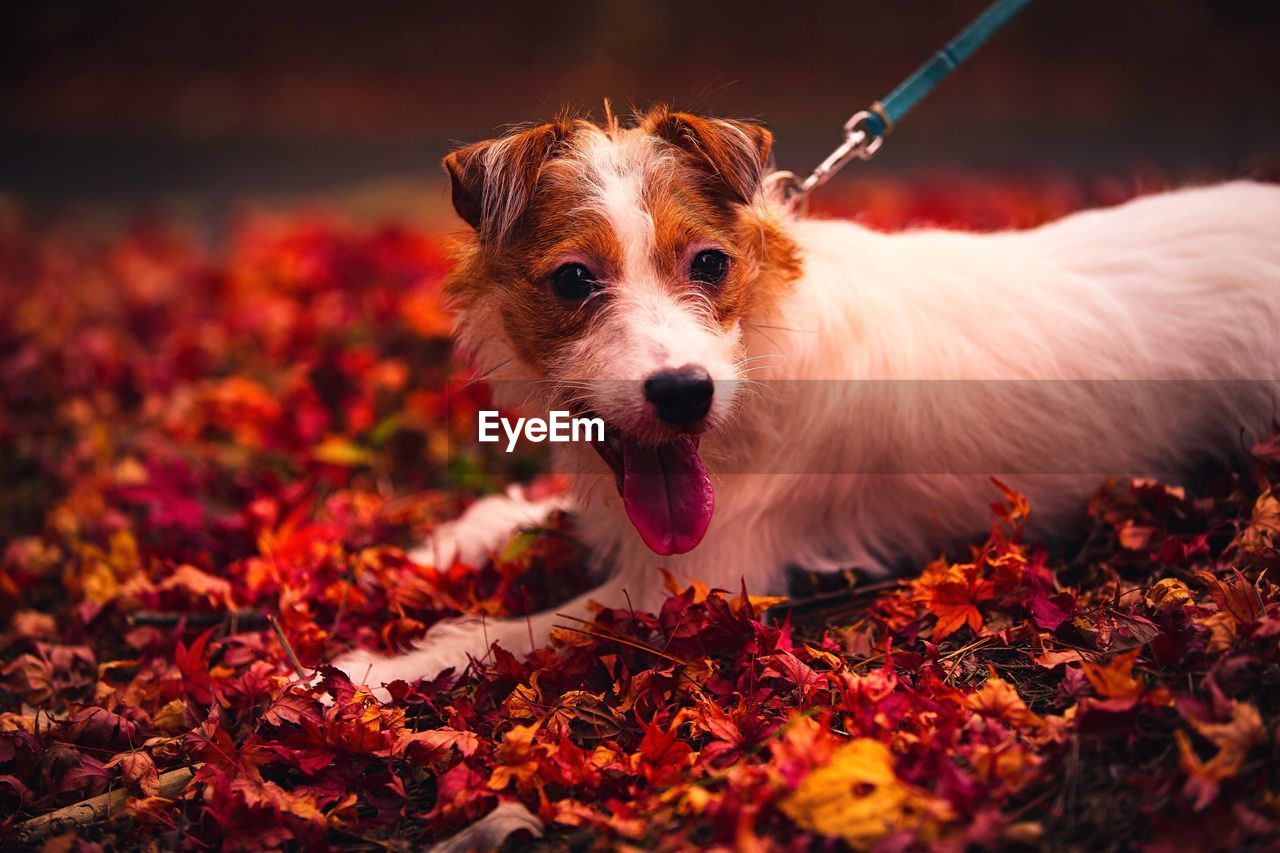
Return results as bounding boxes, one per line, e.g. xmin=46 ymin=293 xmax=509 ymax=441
xmin=444 ymin=106 xmax=800 ymax=555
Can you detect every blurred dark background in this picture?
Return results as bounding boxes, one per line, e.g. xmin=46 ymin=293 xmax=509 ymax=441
xmin=3 ymin=0 xmax=1278 ymax=217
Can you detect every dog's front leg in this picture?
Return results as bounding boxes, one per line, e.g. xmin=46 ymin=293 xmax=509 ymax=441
xmin=407 ymin=482 xmax=570 ymax=570
xmin=332 ymin=559 xmax=664 ymax=699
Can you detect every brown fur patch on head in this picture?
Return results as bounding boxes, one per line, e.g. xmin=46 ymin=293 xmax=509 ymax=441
xmin=641 ymin=146 xmax=800 ymax=330
xmin=443 ymin=115 xmax=618 ymax=374
xmin=641 ymin=108 xmax=774 ymax=205
xmin=442 ymin=106 xmax=802 ymax=377
xmin=636 ymin=107 xmax=800 ymax=329
xmin=443 ymin=112 xmax=589 ymax=246
xmin=642 ymin=107 xmax=801 ymax=317
xmin=484 ymin=167 xmax=625 ymax=373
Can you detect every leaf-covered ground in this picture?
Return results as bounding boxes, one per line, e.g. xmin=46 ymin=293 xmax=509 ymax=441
xmin=1 ymin=181 xmax=1278 ymax=851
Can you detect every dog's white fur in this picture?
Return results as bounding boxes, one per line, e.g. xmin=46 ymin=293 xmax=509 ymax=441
xmin=335 ymin=123 xmax=1280 ymax=693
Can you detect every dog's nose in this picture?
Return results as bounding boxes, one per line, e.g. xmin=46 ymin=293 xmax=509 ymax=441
xmin=644 ymin=366 xmax=714 ymax=428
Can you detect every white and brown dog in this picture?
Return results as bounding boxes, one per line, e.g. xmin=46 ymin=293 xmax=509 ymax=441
xmin=335 ymin=106 xmax=1280 ymax=692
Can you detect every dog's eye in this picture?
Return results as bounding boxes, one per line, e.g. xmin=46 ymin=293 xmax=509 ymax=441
xmin=550 ymin=263 xmax=599 ymax=302
xmin=689 ymin=249 xmax=729 ymax=285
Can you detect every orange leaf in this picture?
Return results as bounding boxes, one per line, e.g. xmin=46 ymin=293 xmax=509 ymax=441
xmin=1177 ymin=700 xmax=1268 ymax=809
xmin=1196 ymin=569 xmax=1264 ymax=627
xmin=155 ymin=564 xmax=235 ymax=609
xmin=990 ymin=478 xmax=1031 ymax=531
xmin=1238 ymin=489 xmax=1280 ymax=553
xmin=488 ymin=723 xmax=543 ymax=793
xmin=919 ymin=562 xmax=993 ymax=641
xmin=965 ymin=675 xmax=1043 ymax=730
xmin=1080 ymin=648 xmax=1143 ymax=701
xmin=105 ymin=751 xmax=161 ymax=796
xmin=393 ymin=728 xmax=480 ymax=765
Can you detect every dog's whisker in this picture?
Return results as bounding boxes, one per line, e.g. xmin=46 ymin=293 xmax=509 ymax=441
xmin=736 ymin=354 xmax=784 ymax=368
xmin=742 ymin=325 xmax=792 ymax=358
xmin=747 ymin=323 xmax=818 ymax=335
xmin=464 ymin=357 xmax=514 ymax=387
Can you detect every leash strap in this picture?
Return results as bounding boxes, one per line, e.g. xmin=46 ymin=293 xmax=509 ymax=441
xmin=772 ymin=0 xmax=1036 ymax=206
xmin=867 ymin=0 xmax=1035 ymax=137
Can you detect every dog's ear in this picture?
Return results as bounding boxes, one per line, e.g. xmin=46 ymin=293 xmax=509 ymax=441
xmin=643 ymin=110 xmax=773 ymax=204
xmin=443 ymin=122 xmax=571 ymax=242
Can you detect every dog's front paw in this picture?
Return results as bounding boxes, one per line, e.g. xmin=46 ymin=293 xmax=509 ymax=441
xmin=329 ymin=649 xmax=398 ymax=703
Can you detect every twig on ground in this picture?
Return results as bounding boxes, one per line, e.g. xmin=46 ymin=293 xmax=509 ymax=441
xmin=767 ymin=579 xmax=904 ymax=615
xmin=552 ymin=615 xmax=691 ymax=666
xmin=13 ymin=766 xmax=197 ymax=846
xmin=267 ymin=613 xmax=310 ymax=679
xmin=126 ymin=610 xmax=269 ymax=630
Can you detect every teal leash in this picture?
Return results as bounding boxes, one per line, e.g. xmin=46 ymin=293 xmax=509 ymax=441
xmin=866 ymin=0 xmax=1036 ymax=137
xmin=772 ymin=0 xmax=1037 ymax=206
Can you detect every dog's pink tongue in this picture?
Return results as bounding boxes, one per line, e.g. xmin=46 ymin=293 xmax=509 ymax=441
xmin=620 ymin=436 xmax=715 ymax=555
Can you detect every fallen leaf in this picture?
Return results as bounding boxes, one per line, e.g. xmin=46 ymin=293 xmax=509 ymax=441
xmin=1177 ymin=700 xmax=1268 ymax=809
xmin=393 ymin=728 xmax=480 ymax=765
xmin=965 ymin=675 xmax=1044 ymax=730
xmin=780 ymin=738 xmax=949 ymax=850
xmin=1145 ymin=578 xmax=1193 ymax=610
xmin=105 ymin=750 xmax=161 ymax=796
xmin=1081 ymin=649 xmax=1143 ymax=702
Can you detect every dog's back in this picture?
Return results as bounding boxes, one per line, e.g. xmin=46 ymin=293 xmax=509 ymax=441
xmin=1030 ymin=181 xmax=1280 ymax=380
xmin=728 ymin=181 xmax=1280 ymax=574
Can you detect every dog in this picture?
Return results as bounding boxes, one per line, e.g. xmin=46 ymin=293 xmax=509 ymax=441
xmin=333 ymin=106 xmax=1280 ymax=694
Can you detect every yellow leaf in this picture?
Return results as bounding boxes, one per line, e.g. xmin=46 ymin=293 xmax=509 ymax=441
xmin=108 ymin=530 xmax=140 ymax=575
xmin=311 ymin=437 xmax=372 ymax=467
xmin=590 ymin=745 xmax=621 ymax=770
xmin=0 ymin=712 xmax=36 ymax=733
xmin=780 ymin=739 xmax=949 ymax=850
xmin=659 ymin=568 xmax=710 ymax=603
xmin=967 ymin=741 xmax=1041 ymax=786
xmin=676 ymin=784 xmax=713 ymax=815
xmin=1200 ymin=611 xmax=1237 ymax=654
xmin=498 ymin=530 xmax=537 ymax=563
xmin=487 ymin=723 xmax=542 ymax=793
xmin=548 ymin=626 xmax=597 ymax=649
xmin=503 ymin=680 xmax=542 ymax=721
xmin=1145 ymin=578 xmax=1193 ymax=610
xmin=744 ymin=594 xmax=789 ymax=616
xmin=802 ymin=644 xmax=845 ymax=670
xmin=152 ymin=699 xmax=187 ymax=731
xmin=81 ymin=559 xmax=119 ymax=605
xmin=114 ymin=456 xmax=149 ymax=486
xmin=1239 ymin=489 xmax=1280 ymax=552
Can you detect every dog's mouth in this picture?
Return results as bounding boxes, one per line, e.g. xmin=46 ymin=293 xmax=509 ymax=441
xmin=589 ymin=420 xmax=715 ymax=556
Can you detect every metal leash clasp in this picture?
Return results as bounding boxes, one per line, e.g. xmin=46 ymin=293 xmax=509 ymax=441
xmin=766 ymin=0 xmax=1037 ymax=212
xmin=766 ymin=109 xmax=887 ymax=212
